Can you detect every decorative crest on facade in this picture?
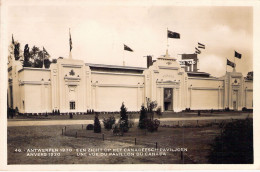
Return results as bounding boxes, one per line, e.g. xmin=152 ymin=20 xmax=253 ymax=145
xmin=69 ymin=69 xmax=75 ymax=76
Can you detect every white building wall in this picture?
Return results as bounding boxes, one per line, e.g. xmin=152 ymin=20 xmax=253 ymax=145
xmin=18 ymin=68 xmax=52 ymax=113
xmin=244 ymin=80 xmax=253 ymax=109
xmin=188 ymin=78 xmax=224 ymax=110
xmin=91 ymin=72 xmax=144 ymax=111
xmin=7 ymin=55 xmax=253 ymax=113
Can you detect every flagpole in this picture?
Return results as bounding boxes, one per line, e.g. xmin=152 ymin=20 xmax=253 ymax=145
xmin=123 ymin=44 xmax=125 ymax=66
xmin=226 ymin=58 xmax=227 ymax=74
xmin=166 ymin=27 xmax=169 ymax=58
xmin=167 ymin=27 xmax=169 ymax=49
xmin=234 ymin=50 xmax=236 ymax=72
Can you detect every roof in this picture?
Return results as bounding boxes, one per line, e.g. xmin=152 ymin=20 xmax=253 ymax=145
xmin=85 ymin=63 xmax=145 ymax=74
xmin=187 ymin=71 xmax=213 ymax=78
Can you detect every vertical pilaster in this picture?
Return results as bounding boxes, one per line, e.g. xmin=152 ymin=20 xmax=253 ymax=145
xmin=161 ymin=87 xmax=164 ymax=112
xmin=41 ymin=79 xmax=45 ymax=113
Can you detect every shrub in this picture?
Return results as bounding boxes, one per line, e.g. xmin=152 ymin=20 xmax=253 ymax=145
xmin=155 ymin=107 xmax=162 ymax=117
xmin=103 ymin=116 xmax=116 ymax=130
xmin=112 ymin=123 xmax=124 ymax=136
xmin=69 ymin=112 xmax=73 ymax=119
xmin=15 ymin=107 xmax=19 ymax=115
xmin=225 ymin=107 xmax=230 ymax=111
xmin=86 ymin=124 xmax=94 ymax=130
xmin=119 ymin=103 xmax=129 ymax=132
xmin=146 ymin=98 xmax=157 ymax=120
xmin=242 ymin=107 xmax=247 ymax=111
xmin=145 ymin=119 xmax=160 ymax=132
xmin=138 ymin=105 xmax=147 ymax=129
xmin=208 ymin=118 xmax=253 ymax=164
xmin=94 ymin=114 xmax=101 ymax=133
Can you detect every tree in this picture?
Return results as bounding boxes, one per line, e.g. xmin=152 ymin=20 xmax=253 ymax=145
xmin=43 ymin=47 xmax=51 ymax=68
xmin=103 ymin=116 xmax=116 ymax=130
xmin=208 ymin=118 xmax=253 ymax=164
xmin=138 ymin=105 xmax=147 ymax=129
xmin=146 ymin=98 xmax=157 ymax=120
xmin=30 ymin=46 xmax=42 ymax=68
xmin=23 ymin=44 xmax=31 ymax=67
xmin=52 ymin=59 xmax=57 ymax=63
xmin=246 ymin=71 xmax=253 ymax=80
xmin=44 ymin=59 xmax=51 ymax=68
xmin=23 ymin=45 xmax=51 ymax=68
xmin=119 ymin=102 xmax=129 ymax=132
xmin=14 ymin=42 xmax=21 ymax=60
xmin=94 ymin=114 xmax=101 ymax=133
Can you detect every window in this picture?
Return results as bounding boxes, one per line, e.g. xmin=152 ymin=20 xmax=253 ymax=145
xmin=70 ymin=101 xmax=75 ymax=110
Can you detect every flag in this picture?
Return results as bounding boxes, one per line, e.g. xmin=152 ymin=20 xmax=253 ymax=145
xmin=69 ymin=29 xmax=72 ymax=52
xmin=12 ymin=34 xmax=15 ymax=45
xmin=227 ymin=59 xmax=235 ymax=68
xmin=198 ymin=42 xmax=205 ymax=49
xmin=195 ymin=47 xmax=201 ymax=54
xmin=167 ymin=30 xmax=180 ymax=39
xmin=124 ymin=44 xmax=133 ymax=52
xmin=235 ymin=51 xmax=242 ymax=59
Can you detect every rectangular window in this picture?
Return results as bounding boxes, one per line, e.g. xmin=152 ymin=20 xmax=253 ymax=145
xmin=70 ymin=101 xmax=75 ymax=110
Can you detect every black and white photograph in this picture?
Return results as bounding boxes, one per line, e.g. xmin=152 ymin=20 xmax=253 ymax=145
xmin=1 ymin=0 xmax=259 ymax=170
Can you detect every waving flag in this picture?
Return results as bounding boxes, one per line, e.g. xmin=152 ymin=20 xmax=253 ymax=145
xmin=227 ymin=59 xmax=235 ymax=68
xmin=167 ymin=30 xmax=180 ymax=39
xmin=195 ymin=47 xmax=201 ymax=54
xmin=198 ymin=42 xmax=205 ymax=49
xmin=124 ymin=44 xmax=133 ymax=52
xmin=235 ymin=51 xmax=242 ymax=59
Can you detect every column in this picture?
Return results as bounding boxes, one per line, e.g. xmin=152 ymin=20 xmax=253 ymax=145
xmin=161 ymin=87 xmax=164 ymax=112
xmin=41 ymin=79 xmax=45 ymax=113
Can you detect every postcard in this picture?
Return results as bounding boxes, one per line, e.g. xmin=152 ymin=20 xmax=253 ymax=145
xmin=0 ymin=0 xmax=259 ymax=170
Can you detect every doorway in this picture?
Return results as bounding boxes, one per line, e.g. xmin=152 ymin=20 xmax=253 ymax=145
xmin=232 ymin=90 xmax=238 ymax=110
xmin=164 ymin=88 xmax=173 ymax=111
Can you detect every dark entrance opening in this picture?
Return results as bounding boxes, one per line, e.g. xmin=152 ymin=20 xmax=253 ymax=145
xmin=164 ymin=88 xmax=173 ymax=111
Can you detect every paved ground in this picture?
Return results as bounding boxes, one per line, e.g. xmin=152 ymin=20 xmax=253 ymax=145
xmin=8 ymin=112 xmax=252 ymax=127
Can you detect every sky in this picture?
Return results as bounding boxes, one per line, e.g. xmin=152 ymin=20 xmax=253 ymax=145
xmin=6 ymin=3 xmax=253 ymax=77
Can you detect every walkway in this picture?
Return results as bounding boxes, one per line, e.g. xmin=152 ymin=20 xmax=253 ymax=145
xmin=8 ymin=113 xmax=251 ymax=127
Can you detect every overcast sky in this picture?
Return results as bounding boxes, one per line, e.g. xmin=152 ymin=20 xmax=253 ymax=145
xmin=6 ymin=3 xmax=253 ymax=77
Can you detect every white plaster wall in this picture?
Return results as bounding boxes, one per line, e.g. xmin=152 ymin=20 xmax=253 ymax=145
xmin=91 ymin=72 xmax=144 ymax=111
xmin=95 ymin=86 xmax=143 ymax=111
xmin=244 ymin=80 xmax=253 ymax=109
xmin=191 ymin=89 xmax=219 ymax=110
xmin=91 ymin=72 xmax=144 ymax=85
xmin=24 ymin=84 xmax=42 ymax=113
xmin=18 ymin=69 xmax=52 ymax=113
xmin=246 ymin=91 xmax=253 ymax=108
xmin=188 ymin=78 xmax=224 ymax=110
